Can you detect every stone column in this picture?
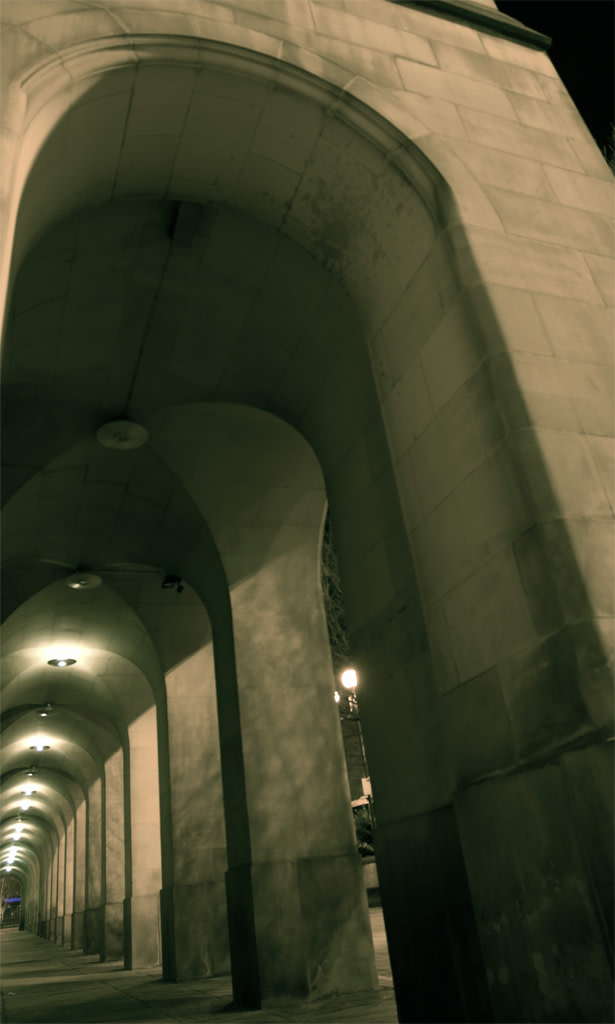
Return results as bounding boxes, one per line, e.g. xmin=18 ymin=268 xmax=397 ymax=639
xmin=355 ymin=626 xmax=494 ymax=1024
xmin=84 ymin=780 xmax=103 ymax=955
xmin=221 ymin=542 xmax=377 ymax=1008
xmin=350 ymin=215 xmax=615 ymax=1020
xmin=39 ymin=861 xmax=51 ymax=938
xmin=72 ymin=801 xmax=86 ymax=949
xmin=124 ymin=707 xmax=162 ymax=969
xmin=55 ymin=832 xmax=65 ymax=944
xmin=49 ymin=844 xmax=58 ymax=942
xmin=102 ymin=748 xmax=124 ymax=961
xmin=455 ymin=743 xmax=614 ymax=1024
xmin=160 ymin=641 xmax=229 ymax=981
xmin=63 ymin=819 xmax=74 ymax=947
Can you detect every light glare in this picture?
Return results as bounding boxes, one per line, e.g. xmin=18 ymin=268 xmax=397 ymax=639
xmin=340 ymin=668 xmax=358 ymax=689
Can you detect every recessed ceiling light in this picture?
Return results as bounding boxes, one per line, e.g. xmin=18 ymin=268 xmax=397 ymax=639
xmin=47 ymin=658 xmax=76 ymax=668
xmin=37 ymin=703 xmax=54 ymax=717
xmin=64 ymin=573 xmax=101 ymax=590
xmin=29 ymin=745 xmax=49 ymax=752
xmin=96 ymin=419 xmax=148 ymax=450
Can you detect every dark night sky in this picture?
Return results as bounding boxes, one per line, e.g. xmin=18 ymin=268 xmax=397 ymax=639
xmin=497 ymin=1 xmax=615 ymax=157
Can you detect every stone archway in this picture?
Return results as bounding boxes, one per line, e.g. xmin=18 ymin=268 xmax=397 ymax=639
xmin=1 ymin=8 xmax=613 ymax=1022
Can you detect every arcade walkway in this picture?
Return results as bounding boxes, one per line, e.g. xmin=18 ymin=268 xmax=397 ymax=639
xmin=1 ymin=910 xmax=396 ymax=1024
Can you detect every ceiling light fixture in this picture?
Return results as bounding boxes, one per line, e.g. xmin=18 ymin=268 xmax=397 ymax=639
xmin=47 ymin=658 xmax=76 ymax=668
xmin=64 ymin=572 xmax=102 ymax=590
xmin=29 ymin=745 xmax=49 ymax=752
xmin=37 ymin=703 xmax=54 ymax=717
xmin=24 ymin=766 xmax=38 ymax=777
xmin=96 ymin=419 xmax=149 ymax=450
xmin=162 ymin=574 xmax=184 ymax=593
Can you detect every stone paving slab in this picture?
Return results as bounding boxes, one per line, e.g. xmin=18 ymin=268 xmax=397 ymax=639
xmin=1 ymin=913 xmax=397 ymax=1024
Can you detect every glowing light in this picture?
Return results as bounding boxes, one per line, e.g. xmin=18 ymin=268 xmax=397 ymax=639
xmin=22 ymin=787 xmax=36 ymax=796
xmin=30 ymin=744 xmax=50 ymax=752
xmin=5 ymin=866 xmax=13 ymax=872
xmin=65 ymin=573 xmax=101 ymax=590
xmin=20 ymin=801 xmax=30 ymax=811
xmin=340 ymin=668 xmax=358 ymax=689
xmin=334 ymin=691 xmax=340 ymax=703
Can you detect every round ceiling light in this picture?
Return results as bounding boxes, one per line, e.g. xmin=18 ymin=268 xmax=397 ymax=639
xmin=29 ymin=745 xmax=49 ymax=752
xmin=96 ymin=420 xmax=149 ymax=450
xmin=47 ymin=658 xmax=76 ymax=668
xmin=65 ymin=572 xmax=101 ymax=590
xmin=37 ymin=703 xmax=54 ymax=717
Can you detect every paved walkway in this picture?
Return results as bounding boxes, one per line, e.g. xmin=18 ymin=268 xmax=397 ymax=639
xmin=1 ymin=910 xmax=396 ymax=1024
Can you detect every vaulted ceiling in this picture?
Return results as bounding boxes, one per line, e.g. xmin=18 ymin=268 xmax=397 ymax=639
xmin=0 ymin=46 xmax=435 ymax=882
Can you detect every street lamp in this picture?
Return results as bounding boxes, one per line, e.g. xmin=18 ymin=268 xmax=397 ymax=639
xmin=338 ymin=667 xmax=374 ymax=833
xmin=341 ymin=668 xmax=358 ymax=689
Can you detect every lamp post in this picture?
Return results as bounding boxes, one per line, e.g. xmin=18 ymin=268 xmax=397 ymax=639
xmin=339 ymin=668 xmax=375 ymax=834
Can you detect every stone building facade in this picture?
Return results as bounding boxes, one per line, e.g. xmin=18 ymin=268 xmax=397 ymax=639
xmin=0 ymin=2 xmax=613 ymax=1021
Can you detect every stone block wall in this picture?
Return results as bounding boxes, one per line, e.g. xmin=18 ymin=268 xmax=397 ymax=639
xmin=0 ymin=2 xmax=612 ymax=1021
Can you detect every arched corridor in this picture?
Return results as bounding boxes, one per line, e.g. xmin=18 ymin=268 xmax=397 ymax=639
xmin=1 ymin=3 xmax=613 ymax=1022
